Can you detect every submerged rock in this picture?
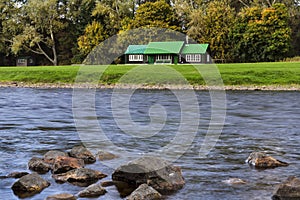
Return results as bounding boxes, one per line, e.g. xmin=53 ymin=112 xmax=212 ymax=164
xmin=44 ymin=150 xmax=69 ymax=165
xmin=245 ymin=152 xmax=289 ymax=169
xmin=272 ymin=176 xmax=300 ymax=200
xmin=52 ymin=156 xmax=84 ymax=174
xmin=46 ymin=193 xmax=77 ymax=200
xmin=112 ymin=156 xmax=185 ymax=194
xmin=7 ymin=172 xmax=29 ymax=179
xmin=222 ymin=178 xmax=246 ymax=185
xmin=126 ymin=184 xmax=162 ymax=200
xmin=101 ymin=180 xmax=116 ymax=187
xmin=69 ymin=146 xmax=96 ymax=164
xmin=97 ymin=150 xmax=119 ymax=161
xmin=78 ymin=183 xmax=107 ymax=197
xmin=28 ymin=157 xmax=51 ymax=174
xmin=11 ymin=173 xmax=50 ymax=198
xmin=52 ymin=168 xmax=107 ymax=187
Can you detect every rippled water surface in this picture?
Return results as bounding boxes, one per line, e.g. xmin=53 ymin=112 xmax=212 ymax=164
xmin=0 ymin=88 xmax=300 ymax=200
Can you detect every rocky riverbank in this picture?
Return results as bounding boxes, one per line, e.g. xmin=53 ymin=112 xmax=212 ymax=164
xmin=1 ymin=81 xmax=300 ymax=91
xmin=7 ymin=146 xmax=185 ymax=200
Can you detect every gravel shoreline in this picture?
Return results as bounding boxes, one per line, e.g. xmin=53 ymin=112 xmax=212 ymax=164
xmin=1 ymin=82 xmax=300 ymax=91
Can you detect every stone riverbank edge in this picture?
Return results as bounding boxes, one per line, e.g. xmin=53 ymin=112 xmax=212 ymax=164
xmin=1 ymin=82 xmax=300 ymax=91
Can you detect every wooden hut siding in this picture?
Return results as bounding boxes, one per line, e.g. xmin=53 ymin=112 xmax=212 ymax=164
xmin=124 ymin=45 xmax=148 ymax=64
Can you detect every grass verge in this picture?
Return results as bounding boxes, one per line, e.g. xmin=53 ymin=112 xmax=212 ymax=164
xmin=0 ymin=62 xmax=299 ymax=88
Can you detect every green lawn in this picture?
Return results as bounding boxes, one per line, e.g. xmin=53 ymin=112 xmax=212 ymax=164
xmin=0 ymin=62 xmax=299 ymax=87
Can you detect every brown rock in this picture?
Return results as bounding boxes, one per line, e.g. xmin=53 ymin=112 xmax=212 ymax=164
xmin=7 ymin=172 xmax=29 ymax=179
xmin=52 ymin=168 xmax=107 ymax=187
xmin=69 ymin=146 xmax=96 ymax=164
xmin=44 ymin=150 xmax=69 ymax=165
xmin=127 ymin=184 xmax=162 ymax=200
xmin=11 ymin=173 xmax=50 ymax=198
xmin=46 ymin=193 xmax=77 ymax=200
xmin=97 ymin=150 xmax=119 ymax=161
xmin=52 ymin=156 xmax=84 ymax=174
xmin=272 ymin=176 xmax=300 ymax=200
xmin=101 ymin=181 xmax=116 ymax=187
xmin=245 ymin=152 xmax=289 ymax=169
xmin=78 ymin=183 xmax=107 ymax=197
xmin=112 ymin=156 xmax=185 ymax=194
xmin=28 ymin=157 xmax=51 ymax=174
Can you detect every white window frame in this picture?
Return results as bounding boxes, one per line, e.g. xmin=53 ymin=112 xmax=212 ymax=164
xmin=156 ymin=55 xmax=171 ymax=61
xmin=129 ymin=54 xmax=143 ymax=62
xmin=186 ymin=54 xmax=202 ymax=62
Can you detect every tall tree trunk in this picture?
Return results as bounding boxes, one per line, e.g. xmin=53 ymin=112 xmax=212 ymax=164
xmin=50 ymin=28 xmax=58 ymax=66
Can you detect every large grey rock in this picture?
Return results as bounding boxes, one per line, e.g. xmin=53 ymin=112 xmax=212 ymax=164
xmin=78 ymin=183 xmax=107 ymax=197
xmin=11 ymin=173 xmax=50 ymax=198
xmin=52 ymin=156 xmax=84 ymax=174
xmin=112 ymin=157 xmax=185 ymax=194
xmin=52 ymin=168 xmax=107 ymax=187
xmin=44 ymin=150 xmax=69 ymax=165
xmin=69 ymin=146 xmax=96 ymax=164
xmin=46 ymin=193 xmax=77 ymax=200
xmin=127 ymin=184 xmax=162 ymax=200
xmin=272 ymin=176 xmax=300 ymax=200
xmin=28 ymin=157 xmax=51 ymax=174
xmin=246 ymin=152 xmax=289 ymax=169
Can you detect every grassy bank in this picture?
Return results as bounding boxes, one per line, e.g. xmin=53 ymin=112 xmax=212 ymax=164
xmin=0 ymin=62 xmax=300 ymax=88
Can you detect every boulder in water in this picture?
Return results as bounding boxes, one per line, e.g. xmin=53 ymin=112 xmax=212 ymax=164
xmin=44 ymin=150 xmax=69 ymax=165
xmin=97 ymin=150 xmax=119 ymax=161
xmin=28 ymin=157 xmax=51 ymax=174
xmin=69 ymin=146 xmax=96 ymax=164
xmin=272 ymin=176 xmax=300 ymax=200
xmin=7 ymin=172 xmax=29 ymax=179
xmin=45 ymin=193 xmax=77 ymax=200
xmin=52 ymin=168 xmax=107 ymax=187
xmin=245 ymin=152 xmax=288 ymax=169
xmin=112 ymin=156 xmax=185 ymax=194
xmin=11 ymin=173 xmax=50 ymax=198
xmin=52 ymin=156 xmax=84 ymax=174
xmin=78 ymin=183 xmax=107 ymax=197
xmin=126 ymin=184 xmax=162 ymax=200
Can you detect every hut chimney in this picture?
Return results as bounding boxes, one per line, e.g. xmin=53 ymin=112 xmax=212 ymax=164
xmin=186 ymin=35 xmax=189 ymax=44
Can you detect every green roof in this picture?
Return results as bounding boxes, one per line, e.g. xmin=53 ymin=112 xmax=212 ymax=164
xmin=125 ymin=45 xmax=148 ymax=54
xmin=181 ymin=44 xmax=209 ymax=54
xmin=144 ymin=41 xmax=185 ymax=54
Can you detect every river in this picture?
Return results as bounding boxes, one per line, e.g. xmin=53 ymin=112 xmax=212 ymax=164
xmin=0 ymin=88 xmax=300 ymax=200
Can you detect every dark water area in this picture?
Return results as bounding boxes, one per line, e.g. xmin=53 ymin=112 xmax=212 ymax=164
xmin=0 ymin=88 xmax=300 ymax=200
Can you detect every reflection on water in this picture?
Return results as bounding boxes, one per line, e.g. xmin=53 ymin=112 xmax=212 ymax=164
xmin=0 ymin=88 xmax=300 ymax=200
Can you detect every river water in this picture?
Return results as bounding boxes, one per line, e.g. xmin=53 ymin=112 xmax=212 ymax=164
xmin=0 ymin=88 xmax=300 ymax=200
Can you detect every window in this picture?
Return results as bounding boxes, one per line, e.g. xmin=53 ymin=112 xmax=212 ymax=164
xmin=129 ymin=55 xmax=143 ymax=61
xmin=186 ymin=54 xmax=202 ymax=62
xmin=18 ymin=59 xmax=27 ymax=64
xmin=207 ymin=54 xmax=210 ymax=62
xmin=156 ymin=55 xmax=171 ymax=60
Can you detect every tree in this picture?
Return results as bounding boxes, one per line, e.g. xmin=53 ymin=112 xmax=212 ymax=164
xmin=188 ymin=0 xmax=236 ymax=61
xmin=1 ymin=0 xmax=96 ymax=65
xmin=77 ymin=0 xmax=135 ymax=57
xmin=126 ymin=0 xmax=180 ymax=30
xmin=8 ymin=0 xmax=68 ymax=65
xmin=231 ymin=3 xmax=291 ymax=62
xmin=78 ymin=21 xmax=108 ymax=56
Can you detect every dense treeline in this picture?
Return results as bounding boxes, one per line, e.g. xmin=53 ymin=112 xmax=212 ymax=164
xmin=0 ymin=0 xmax=299 ymax=65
